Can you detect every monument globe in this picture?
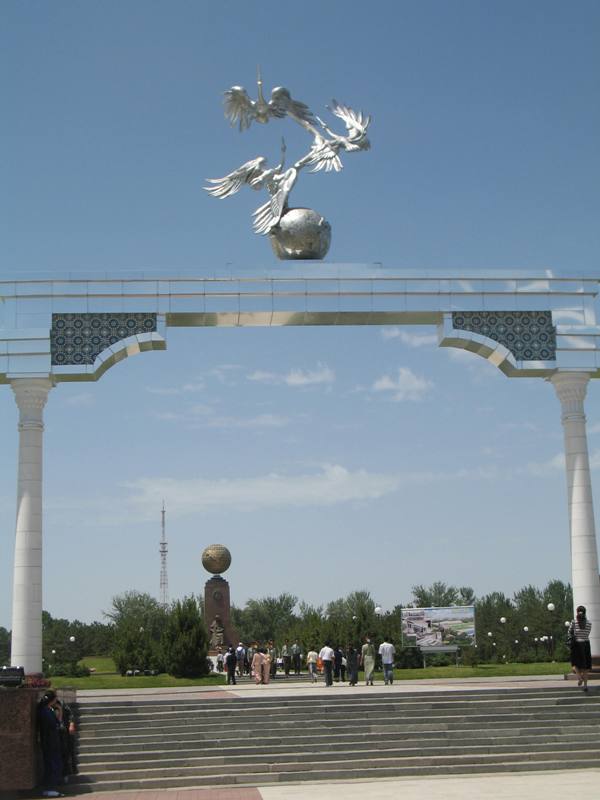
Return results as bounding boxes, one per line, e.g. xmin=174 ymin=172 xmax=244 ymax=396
xmin=202 ymin=543 xmax=232 ymax=575
xmin=202 ymin=544 xmax=239 ymax=653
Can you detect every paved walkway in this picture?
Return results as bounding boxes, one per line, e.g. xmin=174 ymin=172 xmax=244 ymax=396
xmin=58 ymin=769 xmax=600 ymax=800
xmin=76 ymin=672 xmax=580 ymax=703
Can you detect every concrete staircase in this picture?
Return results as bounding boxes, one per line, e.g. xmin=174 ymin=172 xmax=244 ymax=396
xmin=73 ymin=687 xmax=600 ymax=791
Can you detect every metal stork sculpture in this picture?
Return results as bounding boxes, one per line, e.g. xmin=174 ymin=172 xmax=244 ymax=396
xmin=204 ymin=70 xmax=371 ymax=260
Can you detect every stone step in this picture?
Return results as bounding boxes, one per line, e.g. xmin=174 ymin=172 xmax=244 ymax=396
xmin=77 ymin=713 xmax=600 ymax=748
xmin=77 ymin=687 xmax=586 ymax=713
xmin=76 ymin=725 xmax=600 ymax=760
xmin=79 ymin=737 xmax=600 ymax=772
xmin=77 ymin=727 xmax=600 ymax=761
xmin=72 ymin=750 xmax=600 ymax=791
xmin=77 ymin=708 xmax=600 ymax=741
xmin=80 ymin=704 xmax=600 ymax=737
xmin=78 ymin=695 xmax=595 ymax=725
xmin=72 ymin=687 xmax=600 ymax=791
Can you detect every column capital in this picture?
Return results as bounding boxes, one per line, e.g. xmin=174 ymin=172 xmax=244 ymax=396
xmin=10 ymin=378 xmax=53 ymax=431
xmin=550 ymin=371 xmax=591 ymax=419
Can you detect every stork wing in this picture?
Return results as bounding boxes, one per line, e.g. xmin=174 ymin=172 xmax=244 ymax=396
xmin=306 ymin=135 xmax=343 ymax=173
xmin=269 ymin=87 xmax=317 ymax=126
xmin=224 ymin=86 xmax=257 ymax=131
xmin=252 ymin=168 xmax=297 ymax=234
xmin=328 ymin=99 xmax=371 ymax=135
xmin=204 ymin=157 xmax=266 ymax=199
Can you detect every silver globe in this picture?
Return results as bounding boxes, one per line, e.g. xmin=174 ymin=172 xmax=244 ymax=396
xmin=269 ymin=208 xmax=331 ymax=260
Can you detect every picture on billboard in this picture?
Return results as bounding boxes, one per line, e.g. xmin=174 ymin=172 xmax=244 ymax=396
xmin=401 ymin=606 xmax=475 ymax=648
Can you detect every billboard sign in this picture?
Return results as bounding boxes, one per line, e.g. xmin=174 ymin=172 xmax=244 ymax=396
xmin=401 ymin=606 xmax=475 ymax=648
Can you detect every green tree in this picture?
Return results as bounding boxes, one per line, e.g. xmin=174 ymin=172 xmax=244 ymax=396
xmin=162 ymin=596 xmax=209 ymax=678
xmin=412 ymin=582 xmax=475 ymax=608
xmin=106 ymin=591 xmax=167 ymax=675
xmin=0 ymin=627 xmax=10 ymax=665
xmin=233 ymin=594 xmax=298 ymax=643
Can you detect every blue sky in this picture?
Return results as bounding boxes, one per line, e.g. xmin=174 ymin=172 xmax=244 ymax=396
xmin=1 ymin=1 xmax=599 ymax=628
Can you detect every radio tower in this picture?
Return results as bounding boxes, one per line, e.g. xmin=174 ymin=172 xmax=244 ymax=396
xmin=159 ymin=501 xmax=169 ymax=607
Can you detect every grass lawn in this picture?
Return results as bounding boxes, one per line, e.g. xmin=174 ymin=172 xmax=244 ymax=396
xmin=47 ymin=657 xmax=569 ymax=690
xmin=80 ymin=656 xmax=117 ymax=673
xmin=51 ymin=672 xmax=227 ymax=689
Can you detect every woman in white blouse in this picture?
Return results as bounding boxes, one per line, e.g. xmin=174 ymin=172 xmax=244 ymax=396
xmin=568 ymin=605 xmax=592 ymax=691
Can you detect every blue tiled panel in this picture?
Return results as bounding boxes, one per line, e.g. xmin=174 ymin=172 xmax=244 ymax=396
xmin=452 ymin=311 xmax=556 ymax=361
xmin=50 ymin=313 xmax=157 ymax=365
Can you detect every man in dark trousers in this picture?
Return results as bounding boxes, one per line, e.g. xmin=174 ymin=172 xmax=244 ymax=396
xmin=38 ymin=690 xmax=64 ymax=798
xmin=318 ymin=643 xmax=335 ymax=687
xmin=225 ymin=646 xmax=237 ymax=685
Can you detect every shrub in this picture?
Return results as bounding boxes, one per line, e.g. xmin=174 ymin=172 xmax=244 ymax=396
xmin=161 ymin=596 xmax=209 ymax=678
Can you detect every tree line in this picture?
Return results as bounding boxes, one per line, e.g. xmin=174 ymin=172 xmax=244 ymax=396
xmin=0 ymin=578 xmax=573 ymax=675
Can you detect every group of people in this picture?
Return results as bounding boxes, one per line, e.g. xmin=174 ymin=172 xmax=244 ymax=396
xmin=214 ymin=636 xmax=397 ymax=687
xmin=37 ymin=690 xmax=77 ymax=798
xmin=317 ymin=638 xmax=396 ymax=687
xmin=215 ymin=639 xmax=305 ymax=684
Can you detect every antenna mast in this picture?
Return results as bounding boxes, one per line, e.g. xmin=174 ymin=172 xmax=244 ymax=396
xmin=159 ymin=501 xmax=169 ymax=607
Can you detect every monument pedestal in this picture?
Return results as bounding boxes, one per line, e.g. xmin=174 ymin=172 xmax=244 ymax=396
xmin=204 ymin=575 xmax=239 ymax=654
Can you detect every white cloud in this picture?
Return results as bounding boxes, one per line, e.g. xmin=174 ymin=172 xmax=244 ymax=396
xmin=208 ymin=365 xmax=242 ymax=385
xmin=122 ymin=464 xmax=400 ymax=517
xmin=247 ymin=369 xmax=278 ymax=384
xmin=118 ymin=462 xmax=521 ymax=522
xmin=520 ymin=450 xmax=600 ymax=476
xmin=372 ymin=367 xmax=433 ymax=402
xmin=381 ymin=328 xmax=438 ymax=347
xmin=520 ymin=453 xmax=565 ymax=477
xmin=203 ymin=413 xmax=289 ymax=429
xmin=247 ymin=362 xmax=335 ymax=388
xmin=151 ymin=403 xmax=289 ymax=430
xmin=46 ymin=452 xmax=595 ymax=528
xmin=588 ymin=422 xmax=600 ymax=435
xmin=146 ymin=382 xmax=205 ymax=396
xmin=64 ymin=392 xmax=94 ymax=407
xmin=285 ymin=364 xmax=335 ymax=386
xmin=444 ymin=347 xmax=502 ymax=382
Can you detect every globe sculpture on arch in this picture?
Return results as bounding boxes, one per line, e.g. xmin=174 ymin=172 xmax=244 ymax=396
xmin=204 ymin=68 xmax=372 ymax=260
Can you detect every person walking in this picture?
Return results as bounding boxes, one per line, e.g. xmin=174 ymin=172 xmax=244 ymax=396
xmin=268 ymin=641 xmax=277 ymax=678
xmin=235 ymin=643 xmax=246 ymax=677
xmin=568 ymin=605 xmax=593 ymax=691
xmin=319 ymin=642 xmax=335 ymax=687
xmin=291 ymin=640 xmax=302 ymax=675
xmin=225 ymin=646 xmax=237 ymax=685
xmin=333 ymin=645 xmax=344 ymax=682
xmin=347 ymin=645 xmax=359 ymax=686
xmin=379 ymin=638 xmax=396 ymax=685
xmin=251 ymin=648 xmax=265 ymax=685
xmin=306 ymin=647 xmax=319 ymax=683
xmin=281 ymin=640 xmax=291 ymax=676
xmin=361 ymin=637 xmax=375 ymax=685
xmin=261 ymin=648 xmax=272 ymax=684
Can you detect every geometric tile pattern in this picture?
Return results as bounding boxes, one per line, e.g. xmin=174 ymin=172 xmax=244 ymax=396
xmin=452 ymin=310 xmax=556 ymax=361
xmin=50 ymin=313 xmax=157 ymax=365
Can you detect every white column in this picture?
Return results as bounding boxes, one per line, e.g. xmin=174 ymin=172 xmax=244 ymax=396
xmin=551 ymin=371 xmax=600 ymax=661
xmin=10 ymin=378 xmax=53 ymax=674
